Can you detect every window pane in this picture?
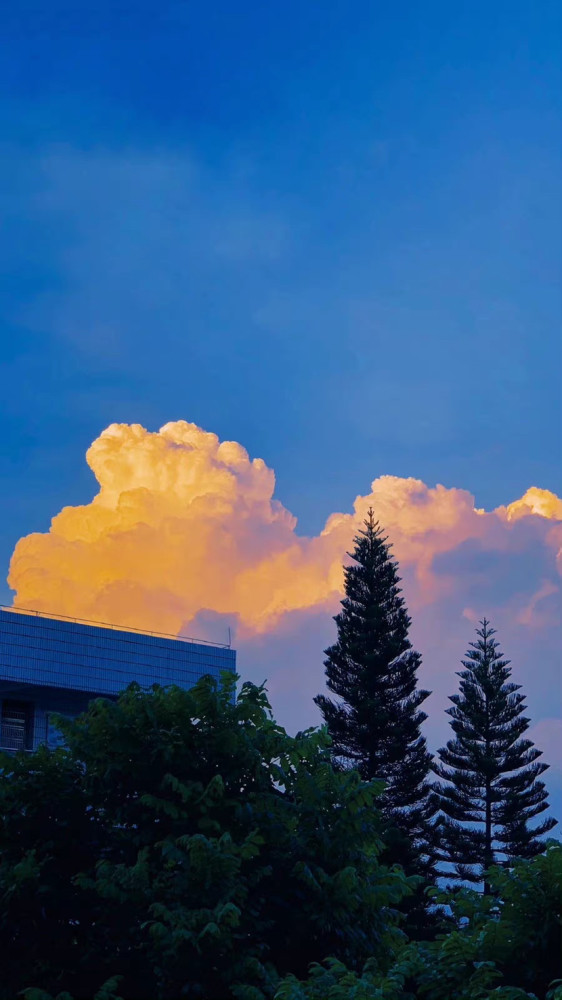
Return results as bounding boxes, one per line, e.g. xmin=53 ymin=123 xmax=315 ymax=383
xmin=1 ymin=700 xmax=32 ymax=751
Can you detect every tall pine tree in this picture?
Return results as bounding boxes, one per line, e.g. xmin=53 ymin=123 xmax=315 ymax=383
xmin=315 ymin=509 xmax=437 ymax=923
xmin=433 ymin=618 xmax=557 ymax=893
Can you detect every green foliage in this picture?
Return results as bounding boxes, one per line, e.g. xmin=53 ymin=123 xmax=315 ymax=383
xmin=433 ymin=620 xmax=557 ymax=890
xmin=2 ymin=668 xmax=559 ymax=1000
xmin=276 ymin=844 xmax=562 ymax=1000
xmin=22 ymin=978 xmax=124 ymax=1000
xmin=482 ymin=841 xmax=562 ymax=996
xmin=0 ymin=673 xmax=411 ymax=1000
xmin=274 ymin=948 xmax=536 ymax=1000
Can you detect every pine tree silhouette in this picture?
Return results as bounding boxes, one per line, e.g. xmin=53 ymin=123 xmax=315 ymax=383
xmin=434 ymin=618 xmax=557 ymax=893
xmin=315 ymin=509 xmax=437 ymax=930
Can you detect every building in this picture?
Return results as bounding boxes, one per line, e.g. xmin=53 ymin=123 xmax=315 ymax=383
xmin=0 ymin=607 xmax=236 ymax=752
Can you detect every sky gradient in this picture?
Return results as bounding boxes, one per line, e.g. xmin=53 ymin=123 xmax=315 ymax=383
xmin=1 ymin=3 xmax=561 ymax=821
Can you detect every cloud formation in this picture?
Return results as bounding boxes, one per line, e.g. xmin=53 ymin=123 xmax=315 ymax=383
xmin=9 ymin=420 xmax=561 ymax=642
xmin=7 ymin=419 xmax=562 ymax=826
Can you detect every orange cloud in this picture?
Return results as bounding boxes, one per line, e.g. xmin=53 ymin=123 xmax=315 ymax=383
xmin=503 ymin=487 xmax=562 ymax=522
xmin=8 ymin=421 xmax=562 ymax=639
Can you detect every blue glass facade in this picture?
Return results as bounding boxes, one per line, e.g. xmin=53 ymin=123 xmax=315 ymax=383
xmin=0 ymin=609 xmax=236 ymax=751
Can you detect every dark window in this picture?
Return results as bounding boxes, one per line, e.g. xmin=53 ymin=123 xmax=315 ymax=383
xmin=1 ymin=700 xmax=33 ymax=751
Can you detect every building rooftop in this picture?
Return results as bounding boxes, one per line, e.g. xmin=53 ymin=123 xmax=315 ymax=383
xmin=0 ymin=606 xmax=236 ymax=698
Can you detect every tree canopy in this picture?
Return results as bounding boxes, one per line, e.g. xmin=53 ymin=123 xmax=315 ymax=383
xmin=0 ymin=669 xmax=560 ymax=1000
xmin=276 ymin=842 xmax=562 ymax=1000
xmin=0 ymin=674 xmax=411 ymax=1000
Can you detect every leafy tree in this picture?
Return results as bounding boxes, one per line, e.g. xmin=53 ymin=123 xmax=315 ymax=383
xmin=480 ymin=842 xmax=562 ymax=997
xmin=275 ymin=843 xmax=562 ymax=1000
xmin=314 ymin=509 xmax=437 ymax=929
xmin=433 ymin=619 xmax=557 ymax=891
xmin=0 ymin=674 xmax=412 ymax=1000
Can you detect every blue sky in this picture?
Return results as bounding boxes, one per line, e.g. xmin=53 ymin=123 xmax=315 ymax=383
xmin=1 ymin=0 xmax=561 ymax=607
xmin=1 ymin=0 xmax=561 ymax=829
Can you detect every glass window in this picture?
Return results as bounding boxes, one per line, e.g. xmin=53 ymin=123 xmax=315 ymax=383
xmin=1 ymin=700 xmax=33 ymax=751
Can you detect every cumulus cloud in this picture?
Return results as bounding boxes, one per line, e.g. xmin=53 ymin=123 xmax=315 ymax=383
xmin=9 ymin=420 xmax=561 ymax=644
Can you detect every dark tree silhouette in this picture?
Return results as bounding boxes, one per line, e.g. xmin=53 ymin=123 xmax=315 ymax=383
xmin=315 ymin=509 xmax=437 ymax=931
xmin=433 ymin=618 xmax=557 ymax=893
